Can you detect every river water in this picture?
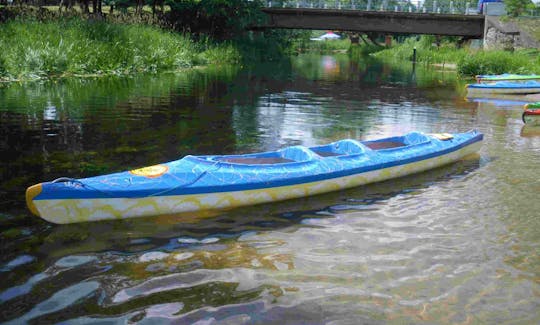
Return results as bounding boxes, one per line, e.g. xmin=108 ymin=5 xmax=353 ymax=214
xmin=1 ymin=53 xmax=539 ymax=324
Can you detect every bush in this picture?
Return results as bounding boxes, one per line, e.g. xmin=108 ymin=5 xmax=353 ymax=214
xmin=0 ymin=18 xmax=218 ymax=80
xmin=373 ymin=36 xmax=466 ymax=64
xmin=457 ymin=50 xmax=540 ymax=75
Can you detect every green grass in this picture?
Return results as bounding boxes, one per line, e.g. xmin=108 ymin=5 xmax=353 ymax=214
xmin=373 ymin=35 xmax=540 ymax=76
xmin=373 ymin=36 xmax=467 ymax=66
xmin=293 ymin=38 xmax=352 ymax=53
xmin=0 ymin=18 xmax=241 ymax=81
xmin=457 ymin=49 xmax=540 ymax=75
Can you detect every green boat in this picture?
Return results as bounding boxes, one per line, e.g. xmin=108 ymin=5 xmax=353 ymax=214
xmin=524 ymin=102 xmax=540 ymax=109
xmin=476 ymin=74 xmax=540 ymax=82
xmin=523 ymin=102 xmax=540 ymax=125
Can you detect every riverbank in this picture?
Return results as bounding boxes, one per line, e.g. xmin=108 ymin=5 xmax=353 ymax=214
xmin=0 ymin=17 xmax=241 ymax=82
xmin=373 ymin=36 xmax=540 ymax=77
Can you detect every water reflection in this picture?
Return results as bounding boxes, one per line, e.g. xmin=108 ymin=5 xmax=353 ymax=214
xmin=1 ymin=53 xmax=539 ymax=324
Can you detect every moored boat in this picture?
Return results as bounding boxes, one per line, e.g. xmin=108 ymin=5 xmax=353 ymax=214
xmin=467 ymin=81 xmax=540 ymax=95
xmin=475 ymin=74 xmax=540 ymax=83
xmin=26 ymin=130 xmax=483 ymax=224
xmin=522 ymin=102 xmax=540 ymax=125
xmin=524 ymin=102 xmax=540 ymax=109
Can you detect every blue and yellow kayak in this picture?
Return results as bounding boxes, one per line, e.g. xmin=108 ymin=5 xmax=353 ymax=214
xmin=467 ymin=81 xmax=540 ymax=95
xmin=475 ymin=74 xmax=540 ymax=83
xmin=26 ymin=130 xmax=483 ymax=224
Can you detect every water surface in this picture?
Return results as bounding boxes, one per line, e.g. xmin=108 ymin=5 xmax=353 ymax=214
xmin=1 ymin=54 xmax=539 ymax=324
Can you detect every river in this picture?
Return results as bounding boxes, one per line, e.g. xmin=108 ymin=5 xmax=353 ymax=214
xmin=1 ymin=53 xmax=539 ymax=324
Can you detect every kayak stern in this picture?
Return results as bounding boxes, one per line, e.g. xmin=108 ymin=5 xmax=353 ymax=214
xmin=26 ymin=183 xmax=43 ymax=217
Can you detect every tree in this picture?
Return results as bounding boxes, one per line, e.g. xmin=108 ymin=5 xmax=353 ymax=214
xmin=504 ymin=0 xmax=533 ymax=16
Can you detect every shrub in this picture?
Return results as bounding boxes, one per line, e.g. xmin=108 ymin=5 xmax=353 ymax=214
xmin=457 ymin=50 xmax=539 ymax=75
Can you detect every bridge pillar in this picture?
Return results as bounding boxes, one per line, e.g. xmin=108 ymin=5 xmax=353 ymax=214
xmin=385 ymin=35 xmax=392 ymax=46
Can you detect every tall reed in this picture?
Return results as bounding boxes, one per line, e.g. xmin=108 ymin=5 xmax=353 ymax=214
xmin=0 ymin=18 xmax=241 ymax=81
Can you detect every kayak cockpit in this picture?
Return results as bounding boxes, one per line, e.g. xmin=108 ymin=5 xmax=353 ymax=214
xmin=362 ymin=132 xmax=430 ymax=151
xmin=193 ymin=132 xmax=433 ymax=166
xmin=204 ymin=145 xmax=320 ymax=165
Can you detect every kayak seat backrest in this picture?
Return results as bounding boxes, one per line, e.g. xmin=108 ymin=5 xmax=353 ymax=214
xmin=311 ymin=139 xmax=367 ymax=157
xmin=402 ymin=131 xmax=430 ymax=145
xmin=278 ymin=146 xmax=319 ymax=162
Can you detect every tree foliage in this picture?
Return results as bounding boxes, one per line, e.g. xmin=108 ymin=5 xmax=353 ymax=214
xmin=166 ymin=0 xmax=265 ymax=39
xmin=504 ymin=0 xmax=533 ymax=17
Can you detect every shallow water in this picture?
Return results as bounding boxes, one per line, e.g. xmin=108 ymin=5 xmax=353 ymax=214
xmin=1 ymin=54 xmax=539 ymax=324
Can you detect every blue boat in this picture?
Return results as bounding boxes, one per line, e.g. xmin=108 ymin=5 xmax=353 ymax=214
xmin=26 ymin=130 xmax=483 ymax=224
xmin=475 ymin=73 xmax=540 ymax=82
xmin=467 ymin=81 xmax=540 ymax=95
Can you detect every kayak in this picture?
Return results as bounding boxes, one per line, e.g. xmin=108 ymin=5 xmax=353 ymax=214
xmin=522 ymin=102 xmax=540 ymax=125
xmin=26 ymin=130 xmax=483 ymax=224
xmin=475 ymin=74 xmax=540 ymax=83
xmin=524 ymin=102 xmax=540 ymax=109
xmin=467 ymin=81 xmax=540 ymax=95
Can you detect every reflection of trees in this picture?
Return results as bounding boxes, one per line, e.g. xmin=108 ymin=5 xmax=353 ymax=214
xmin=230 ymin=53 xmax=462 ymax=150
xmin=0 ymin=69 xmax=240 ymax=213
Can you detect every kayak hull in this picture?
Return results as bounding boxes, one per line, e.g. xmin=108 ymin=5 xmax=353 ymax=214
xmin=467 ymin=81 xmax=540 ymax=95
xmin=476 ymin=74 xmax=540 ymax=82
xmin=467 ymin=87 xmax=540 ymax=95
xmin=27 ymin=131 xmax=483 ymax=224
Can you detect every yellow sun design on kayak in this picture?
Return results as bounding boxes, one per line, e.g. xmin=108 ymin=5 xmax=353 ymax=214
xmin=129 ymin=165 xmax=169 ymax=178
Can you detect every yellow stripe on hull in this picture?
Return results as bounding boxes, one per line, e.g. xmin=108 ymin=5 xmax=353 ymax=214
xmin=33 ymin=142 xmax=481 ymax=224
xmin=467 ymin=88 xmax=540 ymax=95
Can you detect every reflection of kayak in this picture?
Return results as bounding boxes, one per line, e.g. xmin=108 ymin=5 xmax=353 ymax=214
xmin=467 ymin=81 xmax=540 ymax=95
xmin=476 ymin=74 xmax=540 ymax=82
xmin=465 ymin=97 xmax=529 ymax=106
xmin=26 ymin=131 xmax=483 ymax=224
xmin=522 ymin=108 xmax=540 ymax=125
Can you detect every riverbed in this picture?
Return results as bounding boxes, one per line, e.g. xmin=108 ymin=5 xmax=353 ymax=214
xmin=1 ymin=53 xmax=539 ymax=324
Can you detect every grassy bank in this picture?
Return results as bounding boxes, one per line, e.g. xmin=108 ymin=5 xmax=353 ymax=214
xmin=0 ymin=18 xmax=241 ymax=81
xmin=373 ymin=36 xmax=540 ymax=77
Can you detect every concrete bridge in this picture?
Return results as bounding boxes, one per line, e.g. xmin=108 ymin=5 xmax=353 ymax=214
xmin=261 ymin=8 xmax=485 ymax=37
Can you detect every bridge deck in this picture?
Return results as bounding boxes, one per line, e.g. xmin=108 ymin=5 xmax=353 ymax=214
xmin=261 ymin=8 xmax=485 ymax=37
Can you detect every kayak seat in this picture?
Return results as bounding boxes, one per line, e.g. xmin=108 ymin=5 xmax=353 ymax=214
xmin=311 ymin=139 xmax=367 ymax=157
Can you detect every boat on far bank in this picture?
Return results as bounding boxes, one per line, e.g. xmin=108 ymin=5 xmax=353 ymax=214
xmin=476 ymin=74 xmax=540 ymax=83
xmin=26 ymin=131 xmax=483 ymax=224
xmin=467 ymin=81 xmax=540 ymax=95
xmin=524 ymin=102 xmax=540 ymax=109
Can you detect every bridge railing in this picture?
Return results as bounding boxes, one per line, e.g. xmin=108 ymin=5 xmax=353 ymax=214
xmin=263 ymin=0 xmax=479 ymax=15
